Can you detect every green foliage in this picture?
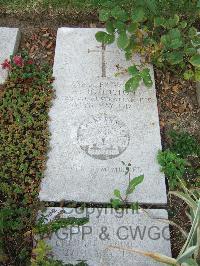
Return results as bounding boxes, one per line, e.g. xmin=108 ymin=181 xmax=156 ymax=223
xmin=0 ymin=52 xmax=54 ymax=265
xmin=31 ymin=240 xmax=63 ymax=266
xmin=110 ymin=161 xmax=144 ymax=209
xmin=157 ymin=150 xmax=187 ymax=189
xmin=94 ymin=0 xmax=200 ymax=91
xmin=169 ymin=184 xmax=200 ymax=265
xmin=0 ymin=52 xmax=88 ymax=265
xmin=113 ymin=182 xmax=200 ymax=265
xmin=35 ymin=215 xmax=89 ymax=237
xmin=168 ymin=131 xmax=200 ymax=159
xmin=125 ymin=65 xmax=152 ymax=92
xmin=31 ymin=240 xmax=88 ymax=266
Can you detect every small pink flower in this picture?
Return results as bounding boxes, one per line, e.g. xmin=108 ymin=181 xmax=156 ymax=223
xmin=1 ymin=59 xmax=11 ymax=70
xmin=13 ymin=55 xmax=23 ymax=67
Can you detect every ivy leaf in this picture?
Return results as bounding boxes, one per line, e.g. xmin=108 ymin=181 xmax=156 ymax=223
xmin=114 ymin=189 xmax=121 ymax=199
xmin=128 ymin=65 xmax=139 ymax=76
xmin=106 ymin=20 xmax=115 ymax=34
xmin=189 ymin=54 xmax=200 ymax=67
xmin=99 ymin=9 xmax=110 ymax=22
xmin=140 ymin=68 xmax=153 ymax=87
xmin=117 ymin=32 xmax=129 ymax=49
xmin=125 ymin=76 xmax=141 ymax=92
xmin=132 ymin=7 xmax=145 ymax=22
xmin=95 ymin=31 xmax=115 ymax=44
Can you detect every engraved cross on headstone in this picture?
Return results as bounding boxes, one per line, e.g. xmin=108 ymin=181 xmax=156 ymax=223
xmin=88 ymin=43 xmax=107 ymax=78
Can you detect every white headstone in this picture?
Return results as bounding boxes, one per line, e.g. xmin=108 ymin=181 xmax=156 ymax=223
xmin=39 ymin=28 xmax=167 ymax=204
xmin=40 ymin=207 xmax=171 ymax=266
xmin=0 ymin=27 xmax=21 ymax=84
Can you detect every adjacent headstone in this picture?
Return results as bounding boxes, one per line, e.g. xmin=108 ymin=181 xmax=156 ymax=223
xmin=39 ymin=28 xmax=167 ymax=204
xmin=40 ymin=207 xmax=171 ymax=266
xmin=0 ymin=27 xmax=21 ymax=84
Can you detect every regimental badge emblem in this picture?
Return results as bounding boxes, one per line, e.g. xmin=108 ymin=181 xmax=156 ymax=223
xmin=77 ymin=114 xmax=130 ymax=160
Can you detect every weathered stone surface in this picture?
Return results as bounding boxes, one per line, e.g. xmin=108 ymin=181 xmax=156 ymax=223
xmin=0 ymin=27 xmax=21 ymax=84
xmin=39 ymin=28 xmax=167 ymax=204
xmin=40 ymin=207 xmax=171 ymax=266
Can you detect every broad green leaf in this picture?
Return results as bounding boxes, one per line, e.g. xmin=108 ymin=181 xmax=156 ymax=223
xmin=114 ymin=189 xmax=121 ymax=199
xmin=183 ymin=70 xmax=194 ymax=80
xmin=179 ymin=21 xmax=187 ymax=29
xmin=129 ymin=175 xmax=144 ymax=189
xmin=128 ymin=65 xmax=139 ymax=76
xmin=170 ymin=39 xmax=183 ymax=49
xmin=177 ymin=246 xmax=198 ymax=263
xmin=106 ymin=20 xmax=115 ymax=34
xmin=125 ymin=76 xmax=141 ymax=92
xmin=127 ymin=22 xmax=138 ymax=33
xmin=111 ymin=198 xmax=121 ymax=209
xmin=184 ymin=47 xmax=196 ymax=56
xmin=131 ymin=202 xmax=139 ymax=211
xmin=160 ymin=35 xmax=169 ymax=47
xmin=127 ymin=174 xmax=144 ymax=194
xmin=99 ymin=9 xmax=110 ymax=22
xmin=154 ymin=17 xmax=165 ymax=27
xmin=189 ymin=27 xmax=197 ymax=38
xmin=161 ymin=31 xmax=183 ymax=49
xmin=140 ymin=68 xmax=153 ymax=87
xmin=95 ymin=31 xmax=115 ymax=44
xmin=166 ymin=15 xmax=179 ymax=29
xmin=194 ymin=69 xmax=200 ymax=81
xmin=169 ymin=28 xmax=181 ymax=39
xmin=125 ymin=50 xmax=132 ymax=60
xmin=189 ymin=54 xmax=200 ymax=67
xmin=170 ymin=38 xmax=183 ymax=49
xmin=111 ymin=6 xmax=128 ymax=21
xmin=114 ymin=20 xmax=126 ymax=32
xmin=191 ymin=36 xmax=200 ymax=47
xmin=132 ymin=7 xmax=145 ymax=22
xmin=117 ymin=32 xmax=129 ymax=49
xmin=167 ymin=51 xmax=184 ymax=65
xmin=154 ymin=15 xmax=179 ymax=29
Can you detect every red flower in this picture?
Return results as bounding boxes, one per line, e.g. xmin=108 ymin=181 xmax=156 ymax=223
xmin=13 ymin=55 xmax=23 ymax=67
xmin=1 ymin=59 xmax=11 ymax=70
xmin=27 ymin=59 xmax=33 ymax=65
